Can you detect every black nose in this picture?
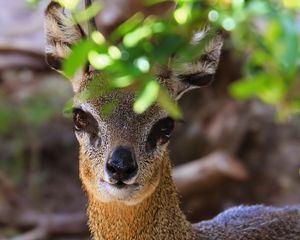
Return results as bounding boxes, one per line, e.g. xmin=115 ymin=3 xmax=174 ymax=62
xmin=106 ymin=146 xmax=138 ymax=182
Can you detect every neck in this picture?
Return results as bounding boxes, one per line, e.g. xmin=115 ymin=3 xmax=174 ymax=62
xmin=86 ymin=158 xmax=197 ymax=240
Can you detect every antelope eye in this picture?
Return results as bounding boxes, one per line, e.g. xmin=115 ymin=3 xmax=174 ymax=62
xmin=73 ymin=108 xmax=89 ymax=131
xmin=146 ymin=117 xmax=175 ymax=152
xmin=72 ymin=108 xmax=100 ymax=146
xmin=73 ymin=108 xmax=99 ymax=134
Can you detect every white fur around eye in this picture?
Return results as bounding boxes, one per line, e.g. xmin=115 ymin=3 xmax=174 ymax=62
xmin=78 ymin=103 xmax=109 ymax=151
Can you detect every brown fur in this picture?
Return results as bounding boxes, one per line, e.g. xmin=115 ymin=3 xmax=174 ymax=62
xmin=84 ymin=154 xmax=197 ymax=240
xmin=44 ymin=2 xmax=300 ymax=239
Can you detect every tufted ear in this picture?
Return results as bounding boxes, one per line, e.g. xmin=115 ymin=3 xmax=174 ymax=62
xmin=45 ymin=1 xmax=85 ymax=92
xmin=173 ymin=30 xmax=223 ymax=100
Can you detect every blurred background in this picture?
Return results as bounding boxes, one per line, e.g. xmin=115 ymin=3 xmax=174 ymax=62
xmin=0 ymin=0 xmax=299 ymax=239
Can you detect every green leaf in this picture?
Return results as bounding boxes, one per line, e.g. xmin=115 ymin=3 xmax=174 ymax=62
xmin=246 ymin=1 xmax=269 ymax=15
xmin=109 ymin=76 xmax=134 ymax=88
xmin=279 ymin=16 xmax=298 ymax=78
xmin=174 ymin=5 xmax=191 ymax=25
xmin=63 ymin=98 xmax=75 ymax=117
xmin=230 ymin=74 xmax=286 ymax=105
xmin=123 ymin=25 xmax=153 ymax=48
xmin=63 ymin=39 xmax=94 ymax=79
xmin=134 ymin=57 xmax=150 ymax=73
xmin=73 ymin=1 xmax=102 ymax=24
xmin=134 ymin=79 xmax=160 ymax=114
xmin=157 ymin=88 xmax=182 ymax=119
xmin=282 ymin=0 xmax=300 ymax=9
xmin=88 ymin=51 xmax=113 ymax=70
xmin=110 ymin=13 xmax=144 ymax=42
xmin=55 ymin=0 xmax=80 ymax=11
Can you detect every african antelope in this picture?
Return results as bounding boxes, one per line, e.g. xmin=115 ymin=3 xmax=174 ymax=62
xmin=45 ymin=1 xmax=300 ymax=239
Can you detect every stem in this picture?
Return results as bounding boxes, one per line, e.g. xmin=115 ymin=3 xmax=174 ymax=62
xmin=85 ymin=0 xmax=97 ymax=35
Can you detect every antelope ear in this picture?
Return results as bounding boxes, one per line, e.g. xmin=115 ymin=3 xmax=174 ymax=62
xmin=45 ymin=1 xmax=84 ymax=92
xmin=173 ymin=30 xmax=223 ymax=100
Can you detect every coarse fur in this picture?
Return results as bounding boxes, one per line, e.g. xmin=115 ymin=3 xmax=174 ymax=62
xmin=85 ymin=155 xmax=197 ymax=239
xmin=195 ymin=205 xmax=300 ymax=240
xmin=45 ymin=2 xmax=300 ymax=240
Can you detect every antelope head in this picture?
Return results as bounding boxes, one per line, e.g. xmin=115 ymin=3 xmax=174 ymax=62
xmin=45 ymin=1 xmax=223 ymax=205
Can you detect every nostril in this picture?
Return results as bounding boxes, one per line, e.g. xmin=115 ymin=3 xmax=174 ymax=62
xmin=125 ymin=164 xmax=137 ymax=176
xmin=106 ymin=146 xmax=138 ymax=182
xmin=125 ymin=167 xmax=134 ymax=175
xmin=106 ymin=163 xmax=117 ymax=174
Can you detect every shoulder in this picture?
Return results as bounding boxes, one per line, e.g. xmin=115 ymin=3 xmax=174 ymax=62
xmin=209 ymin=205 xmax=299 ymax=224
xmin=194 ymin=205 xmax=300 ymax=240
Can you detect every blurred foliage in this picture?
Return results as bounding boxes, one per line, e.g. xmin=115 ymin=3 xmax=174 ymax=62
xmin=61 ymin=0 xmax=212 ymax=119
xmin=0 ymin=76 xmax=70 ymax=181
xmin=215 ymin=0 xmax=300 ymax=121
xmin=26 ymin=0 xmax=300 ymax=121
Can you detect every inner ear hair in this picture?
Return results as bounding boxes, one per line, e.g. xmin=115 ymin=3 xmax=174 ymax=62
xmin=45 ymin=1 xmax=85 ymax=72
xmin=184 ymin=31 xmax=223 ymax=80
xmin=173 ymin=30 xmax=223 ymax=100
xmin=178 ymin=72 xmax=215 ymax=87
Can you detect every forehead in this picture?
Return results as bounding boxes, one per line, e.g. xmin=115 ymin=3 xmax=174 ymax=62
xmin=78 ymin=90 xmax=167 ymax=129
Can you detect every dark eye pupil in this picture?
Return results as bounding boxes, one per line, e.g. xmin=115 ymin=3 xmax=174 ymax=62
xmin=73 ymin=109 xmax=88 ymax=131
xmin=72 ymin=108 xmax=100 ymax=147
xmin=146 ymin=117 xmax=175 ymax=152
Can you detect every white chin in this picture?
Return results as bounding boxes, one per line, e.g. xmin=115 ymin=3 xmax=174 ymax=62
xmin=98 ymin=182 xmax=142 ymax=205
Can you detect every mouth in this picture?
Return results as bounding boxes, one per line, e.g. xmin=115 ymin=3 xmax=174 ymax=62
xmin=99 ymin=179 xmax=140 ymax=198
xmin=114 ymin=180 xmax=133 ymax=189
xmin=110 ymin=180 xmax=139 ymax=190
xmin=97 ymin=178 xmax=157 ymax=205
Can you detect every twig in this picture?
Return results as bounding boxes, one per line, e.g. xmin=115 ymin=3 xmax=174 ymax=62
xmin=0 ymin=210 xmax=88 ymax=237
xmin=173 ymin=151 xmax=248 ymax=197
xmin=11 ymin=227 xmax=47 ymax=240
